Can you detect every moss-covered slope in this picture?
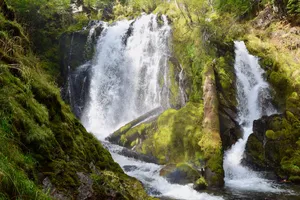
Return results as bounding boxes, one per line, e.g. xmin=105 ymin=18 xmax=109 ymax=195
xmin=0 ymin=1 xmax=154 ymax=199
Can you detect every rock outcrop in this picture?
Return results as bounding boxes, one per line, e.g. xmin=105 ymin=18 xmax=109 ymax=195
xmin=214 ymin=47 xmax=242 ymax=150
xmin=60 ymin=22 xmax=104 ymax=118
xmin=244 ymin=111 xmax=300 ymax=183
xmin=159 ymin=163 xmax=202 ymax=185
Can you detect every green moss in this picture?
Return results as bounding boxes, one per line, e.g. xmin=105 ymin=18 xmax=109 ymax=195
xmin=120 ymin=123 xmax=132 ymax=133
xmin=114 ymin=103 xmax=204 ymax=164
xmin=246 ymin=134 xmax=265 ymax=167
xmin=91 ymin=171 xmax=156 ymax=200
xmin=195 ymin=176 xmax=208 ymax=186
xmin=119 ymin=123 xmax=151 ymax=147
xmin=168 ymin=61 xmax=181 ymax=107
xmin=0 ymin=4 xmax=154 ymax=198
xmin=266 ymin=130 xmax=276 ymax=140
xmin=174 ymin=163 xmax=201 ymax=182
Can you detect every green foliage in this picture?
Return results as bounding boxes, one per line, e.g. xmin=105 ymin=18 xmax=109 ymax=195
xmin=67 ymin=14 xmax=90 ymax=33
xmin=216 ymin=0 xmax=269 ymax=17
xmin=0 ymin=153 xmax=50 ymax=199
xmin=168 ymin=61 xmax=181 ymax=108
xmin=84 ymin=0 xmax=111 ymax=9
xmin=287 ymin=0 xmax=300 ymax=21
xmin=0 ymin=5 xmax=152 ymax=198
xmin=127 ymin=0 xmax=161 ymax=13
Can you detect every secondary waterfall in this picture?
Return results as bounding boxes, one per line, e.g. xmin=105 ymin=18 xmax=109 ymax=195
xmin=79 ymin=14 xmax=222 ymax=200
xmin=223 ymin=41 xmax=281 ymax=192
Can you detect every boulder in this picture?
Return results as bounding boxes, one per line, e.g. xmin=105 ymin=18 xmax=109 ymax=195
xmin=244 ymin=112 xmax=300 ymax=183
xmin=160 ymin=163 xmax=201 ymax=185
xmin=123 ymin=165 xmax=138 ymax=172
xmin=244 ymin=114 xmax=283 ymax=172
xmin=193 ymin=177 xmax=208 ymax=191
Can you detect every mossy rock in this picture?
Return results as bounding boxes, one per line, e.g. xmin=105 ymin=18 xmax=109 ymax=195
xmin=193 ymin=176 xmax=208 ymax=191
xmin=92 ymin=171 xmax=156 ymax=200
xmin=110 ymin=103 xmax=204 ymax=165
xmin=245 ymin=113 xmax=300 ymax=183
xmin=159 ymin=163 xmax=201 ymax=185
xmin=244 ymin=134 xmax=265 ymax=170
xmin=111 ymin=102 xmax=224 ymax=187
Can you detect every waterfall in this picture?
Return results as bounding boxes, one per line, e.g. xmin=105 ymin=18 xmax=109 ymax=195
xmin=223 ymin=41 xmax=282 ymax=192
xmin=81 ymin=14 xmax=172 ymax=139
xmin=78 ymin=14 xmax=222 ymax=200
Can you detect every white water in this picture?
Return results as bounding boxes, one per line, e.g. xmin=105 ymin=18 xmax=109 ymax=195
xmin=223 ymin=41 xmax=282 ymax=192
xmin=108 ymin=143 xmax=223 ymax=200
xmin=81 ymin=14 xmax=222 ymax=200
xmin=82 ymin=14 xmax=171 ymax=139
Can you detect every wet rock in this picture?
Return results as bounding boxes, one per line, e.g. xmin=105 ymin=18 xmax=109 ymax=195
xmin=146 ymin=187 xmax=161 ymax=196
xmin=219 ymin=108 xmax=242 ymax=150
xmin=123 ymin=165 xmax=138 ymax=172
xmin=123 ymin=21 xmax=135 ymax=46
xmin=214 ymin=51 xmax=242 ymax=150
xmin=65 ymin=63 xmax=92 ymax=118
xmin=60 ymin=23 xmax=104 ymax=117
xmin=120 ymin=148 xmax=158 ymax=164
xmin=160 ymin=163 xmax=200 ymax=185
xmin=204 ymin=167 xmax=223 ymax=188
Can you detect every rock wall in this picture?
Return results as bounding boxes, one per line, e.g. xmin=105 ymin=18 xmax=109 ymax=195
xmin=60 ymin=22 xmax=103 ymax=118
xmin=214 ymin=48 xmax=242 ymax=150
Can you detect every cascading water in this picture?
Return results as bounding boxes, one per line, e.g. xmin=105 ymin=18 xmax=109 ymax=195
xmin=81 ymin=14 xmax=171 ymax=139
xmin=79 ymin=14 xmax=222 ymax=200
xmin=223 ymin=41 xmax=281 ymax=192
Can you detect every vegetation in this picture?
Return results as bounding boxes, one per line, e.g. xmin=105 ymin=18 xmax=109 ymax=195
xmin=110 ymin=0 xmax=300 ymax=186
xmin=0 ymin=0 xmax=155 ymax=198
xmin=1 ymin=0 xmax=300 ymax=197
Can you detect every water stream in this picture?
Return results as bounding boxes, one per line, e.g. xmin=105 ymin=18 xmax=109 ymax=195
xmin=223 ymin=41 xmax=281 ymax=192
